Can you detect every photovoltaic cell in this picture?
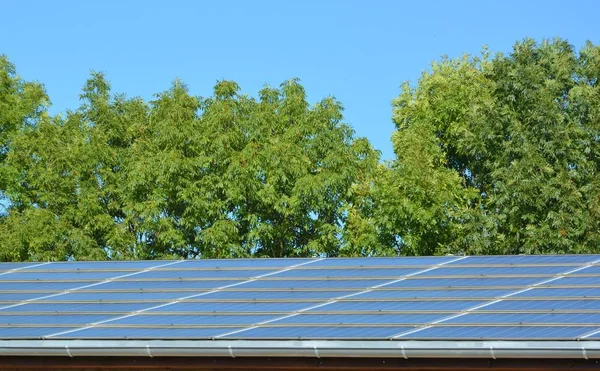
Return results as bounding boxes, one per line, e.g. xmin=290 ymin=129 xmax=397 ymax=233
xmin=110 ymin=314 xmax=278 ymax=326
xmin=130 ymin=269 xmax=277 ymax=279
xmin=0 ymin=302 xmax=158 ymax=313
xmin=224 ymin=325 xmax=415 ymax=339
xmin=444 ymin=312 xmax=600 ymax=325
xmin=355 ymin=289 xmax=515 ymax=299
xmin=39 ymin=291 xmax=190 ymax=302
xmin=308 ymin=257 xmax=454 ymax=267
xmin=178 ymin=258 xmax=315 ymax=268
xmin=147 ymin=301 xmax=311 ymax=313
xmin=274 ymin=268 xmax=422 ymax=278
xmin=582 ymin=330 xmax=600 ymax=339
xmin=483 ymin=299 xmax=600 ymax=311
xmin=56 ymin=326 xmax=243 ymax=339
xmin=513 ymin=287 xmax=600 ymax=298
xmin=197 ymin=290 xmax=351 ymax=300
xmin=569 ymin=265 xmax=600 ymax=274
xmin=548 ymin=276 xmax=600 ymax=286
xmin=0 ymin=271 xmax=130 ymax=281
xmin=387 ymin=277 xmax=543 ymax=288
xmin=29 ymin=261 xmax=178 ymax=271
xmin=448 ymin=255 xmax=600 ymax=265
xmin=0 ymin=292 xmax=54 ymax=302
xmin=402 ymin=325 xmax=595 ymax=340
xmin=0 ymin=314 xmax=116 ymax=325
xmin=240 ymin=279 xmax=391 ymax=289
xmin=96 ymin=280 xmax=243 ymax=290
xmin=417 ymin=266 xmax=574 ymax=276
xmin=275 ymin=313 xmax=446 ymax=325
xmin=0 ymin=262 xmax=43 ymax=271
xmin=0 ymin=281 xmax=102 ymax=291
xmin=311 ymin=300 xmax=486 ymax=312
xmin=0 ymin=327 xmax=73 ymax=338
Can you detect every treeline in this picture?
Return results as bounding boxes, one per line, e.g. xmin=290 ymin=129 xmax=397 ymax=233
xmin=1 ymin=38 xmax=600 ymax=261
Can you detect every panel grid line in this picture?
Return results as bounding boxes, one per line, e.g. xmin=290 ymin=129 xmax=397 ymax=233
xmin=214 ymin=255 xmax=469 ymax=338
xmin=0 ymin=260 xmax=185 ymax=311
xmin=44 ymin=258 xmax=323 ymax=338
xmin=390 ymin=257 xmax=600 ymax=339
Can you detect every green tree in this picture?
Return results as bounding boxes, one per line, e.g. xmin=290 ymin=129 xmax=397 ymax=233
xmin=381 ymin=38 xmax=600 ymax=255
xmin=1 ymin=72 xmax=149 ymax=261
xmin=1 ymin=72 xmax=379 ymax=260
xmin=129 ymin=79 xmax=380 ymax=258
xmin=0 ymin=56 xmax=47 ymax=208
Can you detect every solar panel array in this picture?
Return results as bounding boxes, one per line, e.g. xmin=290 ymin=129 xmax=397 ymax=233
xmin=1 ymin=255 xmax=600 ymax=340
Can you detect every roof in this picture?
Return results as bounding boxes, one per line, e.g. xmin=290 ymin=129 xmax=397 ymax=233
xmin=1 ymin=255 xmax=600 ymax=369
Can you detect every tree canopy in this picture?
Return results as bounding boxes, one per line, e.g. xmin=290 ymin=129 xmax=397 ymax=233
xmin=1 ymin=37 xmax=599 ymax=261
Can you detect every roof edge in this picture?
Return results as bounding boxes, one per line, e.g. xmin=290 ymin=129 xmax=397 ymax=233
xmin=0 ymin=339 xmax=598 ymax=359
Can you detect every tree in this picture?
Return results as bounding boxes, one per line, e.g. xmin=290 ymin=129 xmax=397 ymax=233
xmin=1 ymin=73 xmax=379 ymax=260
xmin=128 ymin=79 xmax=380 ymax=258
xmin=381 ymin=38 xmax=600 ymax=255
xmin=0 ymin=72 xmax=150 ymax=261
xmin=0 ymin=56 xmax=47 ymax=210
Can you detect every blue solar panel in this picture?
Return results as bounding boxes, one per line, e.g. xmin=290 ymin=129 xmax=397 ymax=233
xmin=199 ymin=290 xmax=350 ymax=300
xmin=513 ymin=287 xmax=600 ymax=297
xmin=56 ymin=327 xmax=243 ymax=339
xmin=275 ymin=313 xmax=446 ymax=324
xmin=39 ymin=291 xmax=189 ymax=301
xmin=223 ymin=326 xmax=415 ymax=339
xmin=1 ymin=254 xmax=599 ymax=341
xmin=401 ymin=325 xmax=595 ymax=340
xmin=240 ymin=279 xmax=390 ymax=289
xmin=0 ymin=292 xmax=54 ymax=302
xmin=0 ymin=327 xmax=73 ymax=338
xmin=96 ymin=280 xmax=243 ymax=290
xmin=0 ymin=282 xmax=98 ymax=291
xmin=449 ymin=255 xmax=600 ymax=265
xmin=582 ymin=330 xmax=600 ymax=339
xmin=418 ymin=266 xmax=574 ymax=276
xmin=0 ymin=302 xmax=158 ymax=313
xmin=147 ymin=301 xmax=311 ymax=313
xmin=356 ymin=289 xmax=514 ymax=299
xmin=550 ymin=276 xmax=600 ymax=285
xmin=484 ymin=299 xmax=600 ymax=311
xmin=131 ymin=269 xmax=276 ymax=279
xmin=308 ymin=257 xmax=455 ymax=267
xmin=109 ymin=314 xmax=278 ymax=326
xmin=0 ymin=271 xmax=129 ymax=281
xmin=572 ymin=265 xmax=600 ymax=274
xmin=274 ymin=268 xmax=423 ymax=278
xmin=387 ymin=277 xmax=543 ymax=288
xmin=0 ymin=262 xmax=44 ymax=271
xmin=444 ymin=312 xmax=600 ymax=324
xmin=179 ymin=258 xmax=315 ymax=268
xmin=0 ymin=314 xmax=116 ymax=324
xmin=312 ymin=300 xmax=486 ymax=312
xmin=32 ymin=261 xmax=178 ymax=270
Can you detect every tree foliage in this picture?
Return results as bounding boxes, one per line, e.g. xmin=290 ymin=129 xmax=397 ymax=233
xmin=380 ymin=38 xmax=600 ymax=255
xmin=0 ymin=70 xmax=379 ymax=260
xmin=2 ymin=38 xmax=600 ymax=261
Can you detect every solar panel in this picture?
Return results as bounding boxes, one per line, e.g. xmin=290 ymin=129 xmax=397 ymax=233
xmin=444 ymin=312 xmax=600 ymax=324
xmin=220 ymin=325 xmax=415 ymax=339
xmin=1 ymin=254 xmax=599 ymax=341
xmin=0 ymin=262 xmax=46 ymax=272
xmin=109 ymin=314 xmax=278 ymax=326
xmin=60 ymin=327 xmax=244 ymax=339
xmin=399 ymin=325 xmax=599 ymax=340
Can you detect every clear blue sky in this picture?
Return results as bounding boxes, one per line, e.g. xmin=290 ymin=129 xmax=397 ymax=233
xmin=1 ymin=0 xmax=599 ymax=160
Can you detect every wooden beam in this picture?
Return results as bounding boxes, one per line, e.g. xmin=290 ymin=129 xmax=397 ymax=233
xmin=0 ymin=357 xmax=599 ymax=371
